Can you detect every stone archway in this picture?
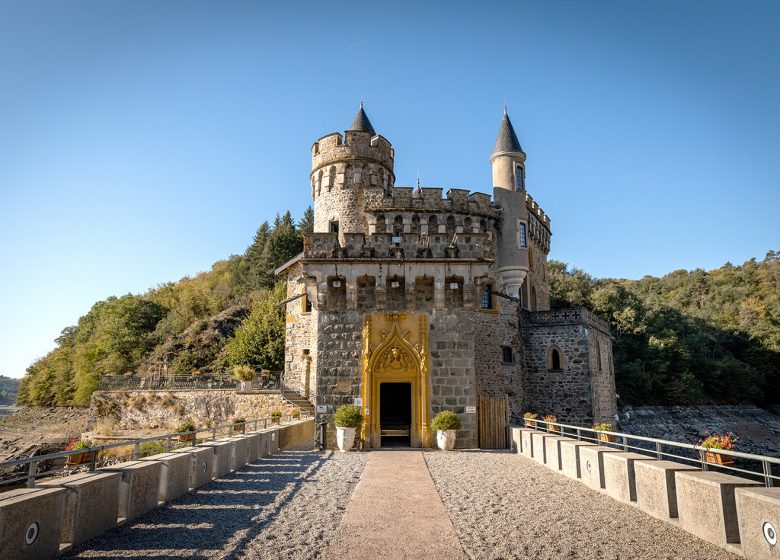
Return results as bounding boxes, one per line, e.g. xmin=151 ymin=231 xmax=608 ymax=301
xmin=361 ymin=312 xmax=431 ymax=448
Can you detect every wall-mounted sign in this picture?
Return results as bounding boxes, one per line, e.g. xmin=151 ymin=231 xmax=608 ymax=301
xmin=465 ymin=406 xmax=477 ymax=414
xmin=353 ymin=397 xmax=363 ymax=406
xmin=316 ymin=405 xmax=327 ymax=413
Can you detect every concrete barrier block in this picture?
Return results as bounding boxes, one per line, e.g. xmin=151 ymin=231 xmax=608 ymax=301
xmin=676 ymin=470 xmax=762 ymax=546
xmin=141 ymin=452 xmax=192 ymax=503
xmin=520 ymin=429 xmax=537 ymax=459
xmin=197 ymin=440 xmax=233 ymax=478
xmin=228 ymin=436 xmax=249 ymax=470
xmin=602 ymin=452 xmax=657 ymax=503
xmin=735 ymin=487 xmax=780 ymax=560
xmin=0 ymin=487 xmax=65 ymax=560
xmin=531 ymin=432 xmax=549 ymax=464
xmin=39 ymin=471 xmax=120 ymax=546
xmin=510 ymin=427 xmax=523 ymax=453
xmin=259 ymin=430 xmax=279 ymax=457
xmin=245 ymin=432 xmax=263 ymax=462
xmin=544 ymin=436 xmax=573 ymax=471
xmin=179 ymin=446 xmax=214 ymax=488
xmin=560 ymin=440 xmax=598 ymax=480
xmin=578 ymin=445 xmax=622 ymax=490
xmin=101 ymin=460 xmax=162 ymax=522
xmin=634 ymin=460 xmax=700 ymax=520
xmin=279 ymin=419 xmax=315 ymax=449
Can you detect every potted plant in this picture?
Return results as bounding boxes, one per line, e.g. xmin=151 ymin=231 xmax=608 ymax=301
xmin=291 ymin=408 xmax=301 ymax=420
xmin=523 ymin=412 xmax=538 ymax=428
xmin=542 ymin=414 xmax=559 ymax=432
xmin=699 ymin=432 xmax=737 ymax=465
xmin=333 ymin=405 xmax=363 ymax=452
xmin=175 ymin=419 xmax=197 ymax=442
xmin=431 ymin=410 xmax=462 ymax=451
xmin=231 ymin=416 xmax=246 ymax=433
xmin=232 ymin=365 xmax=255 ymax=392
xmin=65 ymin=439 xmax=94 ymax=466
xmin=270 ymin=410 xmax=282 ymax=425
xmin=593 ymin=422 xmax=616 ymax=443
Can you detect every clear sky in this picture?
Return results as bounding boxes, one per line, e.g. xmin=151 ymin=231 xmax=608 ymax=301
xmin=1 ymin=1 xmax=778 ymax=379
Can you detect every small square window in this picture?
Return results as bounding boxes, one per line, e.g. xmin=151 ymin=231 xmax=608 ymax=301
xmin=481 ymin=285 xmax=493 ymax=309
xmin=501 ymin=346 xmax=514 ymax=364
xmin=330 ymin=221 xmax=339 ymax=234
xmin=304 ymin=293 xmax=312 ymax=313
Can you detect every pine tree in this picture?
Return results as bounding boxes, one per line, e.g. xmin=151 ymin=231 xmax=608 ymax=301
xmin=299 ymin=206 xmax=314 ymax=234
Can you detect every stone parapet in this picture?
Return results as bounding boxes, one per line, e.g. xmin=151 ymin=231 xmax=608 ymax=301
xmin=602 ymin=452 xmax=657 ymax=503
xmin=523 ymin=308 xmax=611 ymax=336
xmin=634 ymin=459 xmax=699 ymax=520
xmin=303 ymin=232 xmax=494 ymax=261
xmin=578 ymin=445 xmax=621 ymax=490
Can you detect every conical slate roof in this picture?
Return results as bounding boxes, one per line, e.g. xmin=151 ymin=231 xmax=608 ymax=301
xmin=348 ymin=102 xmax=376 ymax=135
xmin=492 ymin=110 xmax=523 ymax=156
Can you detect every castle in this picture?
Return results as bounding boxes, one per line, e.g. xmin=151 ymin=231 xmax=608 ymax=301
xmin=277 ymin=104 xmax=617 ymax=448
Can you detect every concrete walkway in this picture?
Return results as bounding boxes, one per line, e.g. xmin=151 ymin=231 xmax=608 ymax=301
xmin=326 ymin=451 xmax=467 ymax=560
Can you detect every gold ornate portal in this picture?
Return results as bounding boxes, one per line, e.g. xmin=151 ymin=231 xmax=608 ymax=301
xmin=361 ymin=312 xmax=431 ymax=448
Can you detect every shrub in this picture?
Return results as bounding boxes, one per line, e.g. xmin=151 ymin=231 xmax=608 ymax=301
xmin=542 ymin=414 xmax=557 ymax=423
xmin=333 ymin=405 xmax=363 ymax=428
xmin=140 ymin=440 xmax=166 ymax=457
xmin=700 ymin=432 xmax=737 ymax=450
xmin=291 ymin=408 xmax=301 ymax=419
xmin=593 ymin=422 xmax=614 ymax=432
xmin=231 ymin=416 xmax=246 ymax=424
xmin=176 ymin=419 xmax=196 ymax=433
xmin=523 ymin=412 xmax=538 ymax=419
xmin=431 ymin=410 xmax=462 ymax=431
xmin=65 ymin=439 xmax=93 ymax=451
xmin=270 ymin=410 xmax=282 ymax=418
xmin=232 ymin=365 xmax=255 ymax=382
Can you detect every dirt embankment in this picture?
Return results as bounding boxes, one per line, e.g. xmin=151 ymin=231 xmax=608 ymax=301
xmin=0 ymin=407 xmax=91 ymax=462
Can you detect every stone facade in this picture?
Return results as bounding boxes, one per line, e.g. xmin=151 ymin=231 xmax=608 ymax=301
xmin=278 ymin=105 xmax=617 ymax=448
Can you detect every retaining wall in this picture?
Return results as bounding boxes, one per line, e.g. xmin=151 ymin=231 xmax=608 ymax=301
xmin=511 ymin=426 xmax=780 ymax=559
xmin=0 ymin=419 xmax=314 ymax=559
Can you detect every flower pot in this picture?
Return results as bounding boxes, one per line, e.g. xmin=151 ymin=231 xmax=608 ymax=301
xmin=233 ymin=424 xmax=245 ymax=433
xmin=271 ymin=417 xmax=280 ymax=425
xmin=705 ymin=451 xmax=734 ymax=466
xmin=66 ymin=451 xmax=93 ymax=466
xmin=524 ymin=419 xmax=537 ymax=428
xmin=178 ymin=433 xmax=194 ymax=443
xmin=547 ymin=424 xmax=559 ymax=433
xmin=336 ymin=427 xmax=356 ymax=452
xmin=240 ymin=381 xmax=250 ymax=392
xmin=598 ymin=432 xmax=616 ymax=443
xmin=437 ymin=429 xmax=457 ymax=451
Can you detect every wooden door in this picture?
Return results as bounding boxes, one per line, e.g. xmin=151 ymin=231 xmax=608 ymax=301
xmin=478 ymin=395 xmax=509 ymax=449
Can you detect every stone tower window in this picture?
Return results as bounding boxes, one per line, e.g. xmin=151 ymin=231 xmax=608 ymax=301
xmin=410 ymin=214 xmax=421 ymax=234
xmin=328 ymin=166 xmax=336 ymax=191
xmin=516 ymin=164 xmax=525 ymax=190
xmin=547 ymin=346 xmax=564 ymax=372
xmin=356 ymin=275 xmax=376 ymax=310
xmin=375 ymin=214 xmax=386 ymax=234
xmin=415 ymin=277 xmax=435 ymax=311
xmin=393 ymin=215 xmax=404 ymax=235
xmin=445 ymin=276 xmax=463 ymax=307
xmin=329 ymin=221 xmax=339 ymax=234
xmin=386 ymin=275 xmax=406 ymax=310
xmin=517 ymin=221 xmax=528 ymax=248
xmin=595 ymin=338 xmax=602 ymax=372
xmin=463 ymin=217 xmax=472 ymax=232
xmin=480 ymin=283 xmax=493 ymax=310
xmin=428 ymin=215 xmax=438 ymax=234
xmin=317 ymin=170 xmax=323 ymax=196
xmin=327 ymin=276 xmax=346 ymax=311
xmin=446 ymin=215 xmax=456 ymax=234
xmin=302 ymin=292 xmax=312 ymax=313
xmin=501 ymin=346 xmax=515 ymax=364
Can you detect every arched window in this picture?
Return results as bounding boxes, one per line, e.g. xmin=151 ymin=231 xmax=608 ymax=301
xmin=446 ymin=215 xmax=456 ymax=234
xmin=375 ymin=214 xmax=386 ymax=233
xmin=547 ymin=346 xmax=564 ymax=372
xmin=595 ymin=339 xmax=602 ymax=372
xmin=393 ymin=215 xmax=404 ymax=235
xmin=317 ymin=170 xmax=323 ymax=196
xmin=328 ymin=166 xmax=336 ymax=191
xmin=481 ymin=283 xmax=493 ymax=310
xmin=479 ymin=219 xmax=487 ymax=233
xmin=428 ymin=215 xmax=438 ymax=234
xmin=410 ymin=214 xmax=421 ymax=234
xmin=463 ymin=217 xmax=472 ymax=232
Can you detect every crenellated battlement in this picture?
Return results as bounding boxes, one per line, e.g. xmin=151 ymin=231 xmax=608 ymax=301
xmin=363 ymin=185 xmax=498 ymax=218
xmin=303 ymin=231 xmax=494 ymax=261
xmin=312 ymin=130 xmax=394 ymax=176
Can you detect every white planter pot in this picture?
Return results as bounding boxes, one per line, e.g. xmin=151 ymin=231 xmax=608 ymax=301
xmin=240 ymin=381 xmax=250 ymax=392
xmin=437 ymin=429 xmax=457 ymax=451
xmin=336 ymin=427 xmax=356 ymax=452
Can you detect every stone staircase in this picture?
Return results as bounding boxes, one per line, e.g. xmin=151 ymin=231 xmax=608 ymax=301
xmin=282 ymin=389 xmax=316 ymax=417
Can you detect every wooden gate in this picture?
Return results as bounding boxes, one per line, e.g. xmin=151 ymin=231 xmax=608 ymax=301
xmin=478 ymin=395 xmax=509 ymax=449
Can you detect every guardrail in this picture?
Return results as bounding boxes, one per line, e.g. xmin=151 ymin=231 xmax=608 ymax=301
xmin=0 ymin=413 xmax=308 ymax=490
xmin=97 ymin=372 xmax=284 ymax=392
xmin=512 ymin=416 xmax=779 ymax=487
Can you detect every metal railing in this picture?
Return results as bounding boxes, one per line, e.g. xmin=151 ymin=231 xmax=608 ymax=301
xmin=512 ymin=416 xmax=779 ymax=487
xmin=97 ymin=372 xmax=283 ymax=392
xmin=0 ymin=413 xmax=309 ymax=490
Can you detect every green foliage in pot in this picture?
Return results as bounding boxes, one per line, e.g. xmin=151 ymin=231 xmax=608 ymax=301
xmin=232 ymin=365 xmax=255 ymax=382
xmin=231 ymin=416 xmax=246 ymax=423
xmin=333 ymin=405 xmax=363 ymax=428
xmin=175 ymin=419 xmax=196 ymax=433
xmin=270 ymin=410 xmax=282 ymax=418
xmin=431 ymin=410 xmax=462 ymax=431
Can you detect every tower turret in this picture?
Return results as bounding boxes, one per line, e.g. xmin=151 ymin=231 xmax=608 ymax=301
xmin=490 ymin=108 xmax=529 ymax=298
xmin=310 ymin=103 xmax=394 ymax=242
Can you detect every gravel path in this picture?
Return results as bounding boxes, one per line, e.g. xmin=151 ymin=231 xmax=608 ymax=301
xmin=67 ymin=450 xmax=367 ymax=559
xmin=424 ymin=450 xmax=740 ymax=560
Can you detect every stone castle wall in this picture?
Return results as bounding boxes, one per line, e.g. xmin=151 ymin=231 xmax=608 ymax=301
xmin=283 ymin=262 xmax=317 ymax=400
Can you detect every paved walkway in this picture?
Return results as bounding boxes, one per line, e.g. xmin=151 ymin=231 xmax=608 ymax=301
xmin=326 ymin=451 xmax=467 ymax=560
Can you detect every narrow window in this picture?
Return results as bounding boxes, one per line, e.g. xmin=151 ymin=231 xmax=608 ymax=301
xmin=303 ymin=293 xmax=312 ymax=313
xmin=517 ymin=221 xmax=527 ymax=248
xmin=330 ymin=221 xmax=339 ymax=234
xmin=501 ymin=346 xmax=514 ymax=364
xmin=551 ymin=349 xmax=561 ymax=371
xmin=516 ymin=165 xmax=525 ymax=190
xmin=481 ymin=284 xmax=492 ymax=309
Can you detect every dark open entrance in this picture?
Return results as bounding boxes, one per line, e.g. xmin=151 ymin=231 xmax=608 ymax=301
xmin=379 ymin=382 xmax=411 ymax=447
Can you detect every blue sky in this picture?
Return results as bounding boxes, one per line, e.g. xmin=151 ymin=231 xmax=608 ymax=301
xmin=1 ymin=1 xmax=778 ymax=379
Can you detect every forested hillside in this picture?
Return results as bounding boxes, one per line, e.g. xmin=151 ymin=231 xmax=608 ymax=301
xmin=17 ymin=211 xmax=778 ymax=408
xmin=0 ymin=376 xmax=20 ymax=405
xmin=549 ymin=253 xmax=780 ymax=405
xmin=17 ymin=209 xmax=312 ymax=406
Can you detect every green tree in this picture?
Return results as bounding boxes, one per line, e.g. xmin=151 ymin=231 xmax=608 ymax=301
xmin=225 ymin=282 xmax=286 ymax=370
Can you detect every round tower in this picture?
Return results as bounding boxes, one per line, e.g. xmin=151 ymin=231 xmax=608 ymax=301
xmin=310 ymin=103 xmax=395 ymax=242
xmin=490 ymin=109 xmax=529 ymax=298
